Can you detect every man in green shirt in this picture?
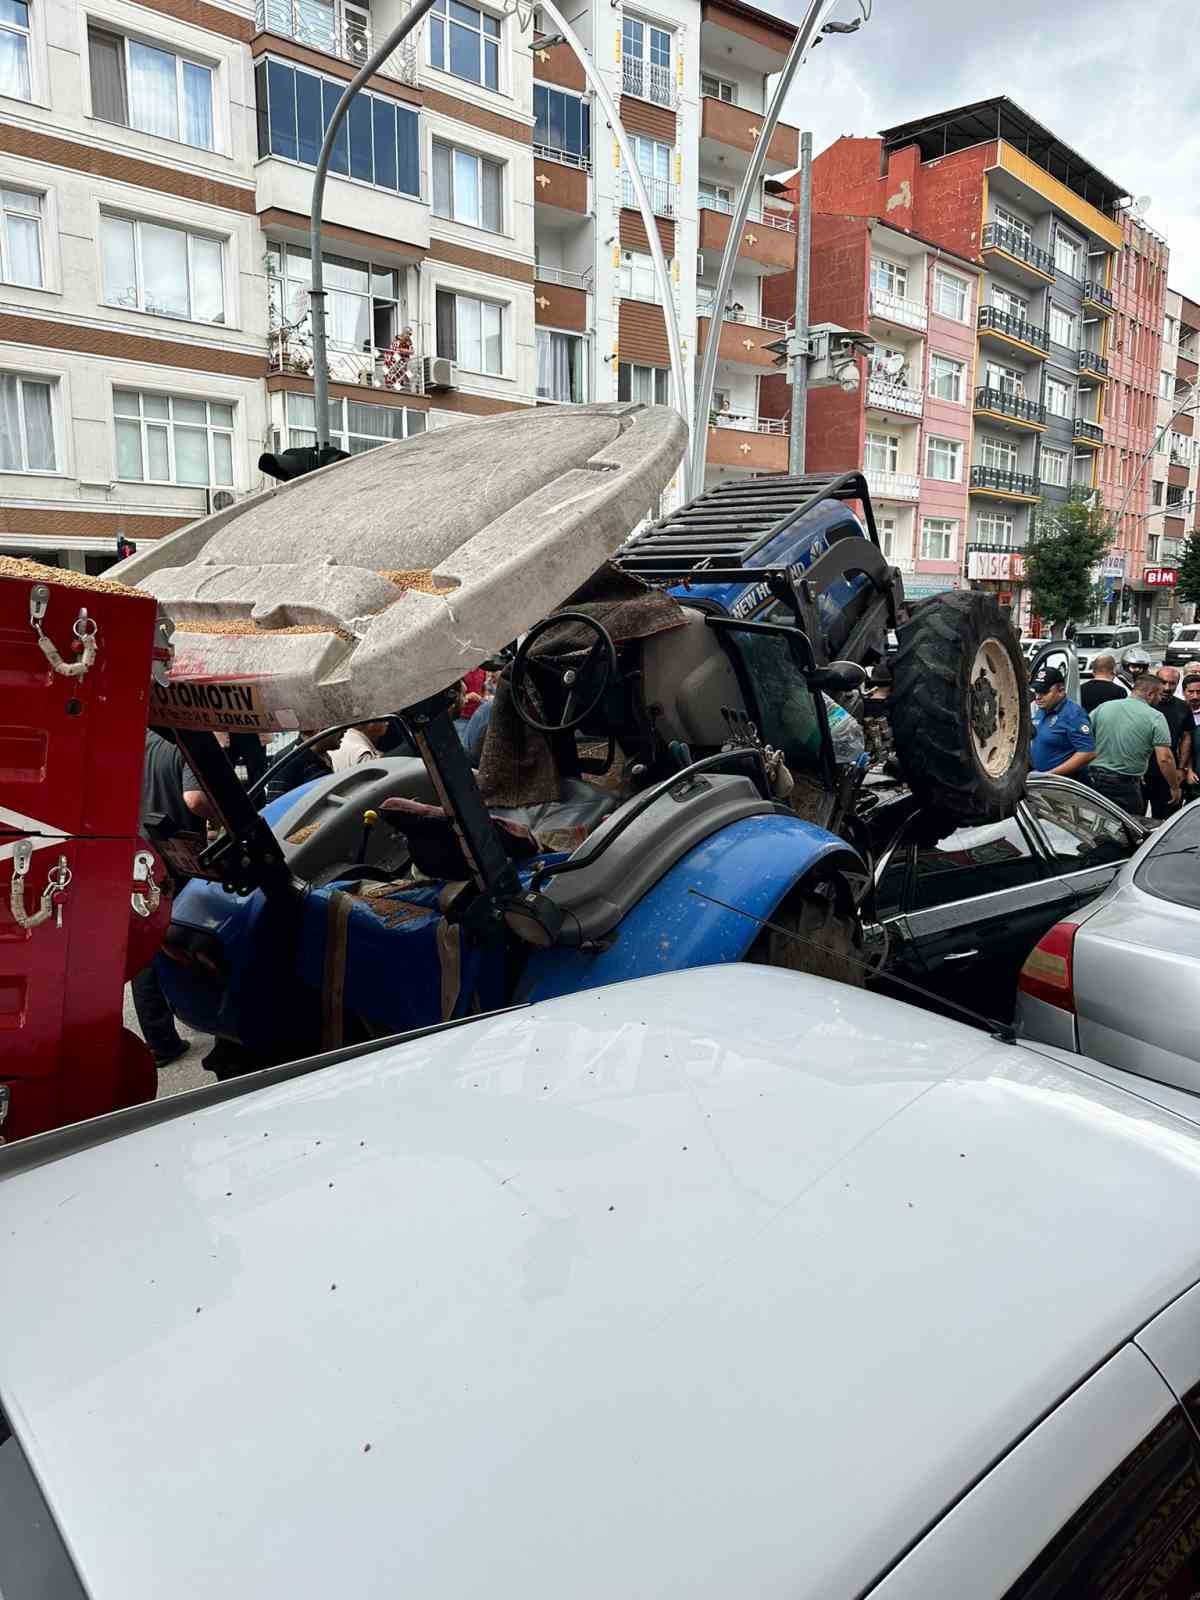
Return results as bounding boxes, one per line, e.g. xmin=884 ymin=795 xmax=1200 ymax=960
xmin=1090 ymin=675 xmax=1180 ymax=817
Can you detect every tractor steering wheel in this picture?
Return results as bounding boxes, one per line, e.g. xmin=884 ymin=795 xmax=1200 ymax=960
xmin=510 ymin=612 xmax=617 ymax=734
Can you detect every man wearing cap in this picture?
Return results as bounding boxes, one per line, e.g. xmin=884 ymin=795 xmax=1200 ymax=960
xmin=1030 ymin=665 xmax=1096 ymax=780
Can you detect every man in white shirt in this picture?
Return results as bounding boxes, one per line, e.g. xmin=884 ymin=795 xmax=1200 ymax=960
xmin=332 ymin=720 xmax=390 ymax=771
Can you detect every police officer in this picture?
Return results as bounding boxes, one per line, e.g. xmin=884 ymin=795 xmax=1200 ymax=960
xmin=1030 ymin=665 xmax=1096 ymax=781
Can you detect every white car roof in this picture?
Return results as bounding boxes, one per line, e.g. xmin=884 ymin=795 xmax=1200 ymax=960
xmin=5 ymin=966 xmax=1200 ymax=1600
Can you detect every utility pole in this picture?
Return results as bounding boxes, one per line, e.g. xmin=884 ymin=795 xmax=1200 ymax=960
xmin=788 ymin=131 xmax=812 ymax=475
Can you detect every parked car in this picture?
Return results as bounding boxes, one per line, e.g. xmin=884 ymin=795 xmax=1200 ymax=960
xmin=1017 ymin=800 xmax=1200 ymax=1087
xmin=7 ymin=963 xmax=1200 ymax=1599
xmin=1163 ymin=623 xmax=1200 ymax=669
xmin=862 ymin=773 xmax=1148 ymax=1022
xmin=1073 ymin=624 xmax=1142 ymax=677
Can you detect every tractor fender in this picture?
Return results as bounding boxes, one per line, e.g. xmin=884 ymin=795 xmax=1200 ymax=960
xmin=518 ymin=812 xmax=864 ymax=1003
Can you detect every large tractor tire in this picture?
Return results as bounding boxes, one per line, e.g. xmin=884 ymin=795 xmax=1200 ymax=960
xmin=890 ymin=592 xmax=1029 ymax=823
xmin=750 ymin=873 xmax=866 ymax=989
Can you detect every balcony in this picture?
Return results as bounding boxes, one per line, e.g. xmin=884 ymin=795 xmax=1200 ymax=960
xmin=534 ymin=265 xmax=591 ymax=291
xmin=621 ymin=56 xmax=676 ymax=109
xmin=707 ymin=414 xmax=788 ymax=471
xmin=268 ymin=325 xmax=423 ymax=395
xmin=697 ymin=298 xmax=790 ymax=333
xmin=621 ymin=173 xmax=676 ymax=219
xmin=254 ymin=0 xmax=417 ymax=84
xmin=974 ymin=386 xmax=1046 ymax=429
xmin=868 ymin=287 xmax=927 ymax=333
xmin=1078 ymin=348 xmax=1110 ymax=381
xmin=536 ymin=157 xmax=589 ymax=216
xmin=864 ymin=469 xmax=920 ymax=501
xmin=698 ymin=204 xmax=794 ymax=275
xmin=1073 ymin=417 xmax=1104 ymax=448
xmin=700 ymin=97 xmax=798 ymax=172
xmin=981 ymin=221 xmax=1055 ymax=282
xmin=867 ymin=376 xmax=923 ymax=418
xmin=697 ymin=305 xmax=792 ymax=369
xmin=969 ymin=464 xmax=1040 ymax=501
xmin=1083 ymin=280 xmax=1114 ymax=315
xmin=977 ymin=305 xmax=1049 ymax=357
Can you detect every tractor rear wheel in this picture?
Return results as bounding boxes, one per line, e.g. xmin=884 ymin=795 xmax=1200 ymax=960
xmin=750 ymin=873 xmax=866 ymax=988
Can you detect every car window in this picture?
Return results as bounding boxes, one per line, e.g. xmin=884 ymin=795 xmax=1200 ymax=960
xmin=714 ymin=624 xmax=826 ymax=777
xmin=1025 ymin=787 xmax=1137 ymax=870
xmin=1002 ymin=1407 xmax=1200 ymax=1599
xmin=1135 ymin=805 xmax=1200 ymax=911
xmin=909 ymin=815 xmax=1042 ymax=912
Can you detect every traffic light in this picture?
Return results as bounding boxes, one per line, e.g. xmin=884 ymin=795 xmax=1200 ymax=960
xmin=116 ymin=535 xmax=138 ymax=560
xmin=258 ymin=444 xmax=349 ymax=482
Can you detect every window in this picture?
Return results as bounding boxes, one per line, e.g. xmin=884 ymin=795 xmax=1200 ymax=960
xmin=268 ymin=243 xmax=399 ymax=352
xmin=101 ymin=214 xmax=224 ymax=324
xmin=865 ymin=430 xmax=900 ymax=474
xmin=991 ymin=283 xmax=1029 ymax=321
xmin=877 ymin=513 xmax=900 ymax=560
xmin=698 ymin=180 xmax=733 ymax=213
xmin=622 ymin=135 xmax=673 ymax=215
xmin=0 ymin=186 xmax=41 ymax=287
xmin=986 ymin=361 xmax=1025 ymax=396
xmin=617 ymin=249 xmax=658 ymax=303
xmin=1041 ymin=445 xmax=1068 ymax=487
xmin=1048 ymin=303 xmax=1077 ymax=349
xmin=432 ymin=140 xmax=502 ymax=231
xmin=1164 ymin=312 xmax=1178 ymax=344
xmin=933 ymin=267 xmax=969 ymax=321
xmin=928 ymin=353 xmax=965 ymax=403
xmin=429 ymin=0 xmax=500 ymax=89
xmin=925 ymin=435 xmax=962 ymax=482
xmin=993 ymin=205 xmax=1031 ymax=243
xmin=536 ymin=328 xmax=587 ymax=403
xmin=435 ymin=288 xmax=503 ymax=375
xmin=1147 ymin=533 xmax=1160 ymax=562
xmin=254 ymin=59 xmax=419 ymax=197
xmin=88 ymin=28 xmax=214 ymax=150
xmin=1160 ymin=369 xmax=1175 ymax=399
xmin=920 ymin=516 xmax=957 ymax=562
xmin=910 ymin=814 xmax=1039 ymax=910
xmin=618 ymin=361 xmax=669 ymax=405
xmin=532 ymin=84 xmax=590 ymax=167
xmin=285 ymin=390 xmax=425 ymax=455
xmin=870 ymin=256 xmax=907 ymax=298
xmin=980 ymin=434 xmax=1018 ymax=472
xmin=975 ymin=510 xmax=1014 ymax=546
xmin=1152 ymin=478 xmax=1164 ymax=506
xmin=1053 ymin=226 xmax=1083 ymax=279
xmin=700 ymin=73 xmax=736 ymax=103
xmin=0 ymin=372 xmax=55 ymax=471
xmin=0 ymin=0 xmax=31 ymax=101
xmin=622 ymin=16 xmax=672 ymax=105
xmin=114 ymin=389 xmax=233 ymax=486
xmin=1044 ymin=374 xmax=1073 ymax=419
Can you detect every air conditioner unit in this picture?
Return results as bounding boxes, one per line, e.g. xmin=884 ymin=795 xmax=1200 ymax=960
xmin=423 ymin=356 xmax=458 ymax=391
xmin=207 ymin=488 xmax=238 ymax=514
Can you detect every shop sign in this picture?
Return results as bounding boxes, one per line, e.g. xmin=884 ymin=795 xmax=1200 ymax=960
xmin=1145 ymin=566 xmax=1178 ymax=588
xmin=967 ymin=549 xmax=1027 ymax=582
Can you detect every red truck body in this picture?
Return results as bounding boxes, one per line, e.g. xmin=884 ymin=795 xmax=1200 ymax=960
xmin=1 ymin=561 xmax=167 ymax=1141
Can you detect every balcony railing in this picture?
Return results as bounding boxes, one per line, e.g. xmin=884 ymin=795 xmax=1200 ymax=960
xmin=621 ymin=173 xmax=676 ymax=218
xmin=697 ymin=298 xmax=791 ymax=333
xmin=974 ymin=386 xmax=1046 ymax=425
xmin=978 ymin=305 xmax=1050 ymax=352
xmin=532 ymin=142 xmax=591 ymax=172
xmin=535 ymin=265 xmax=591 ymax=291
xmin=868 ymin=286 xmax=927 ymax=331
xmin=698 ymin=193 xmax=796 ymax=233
xmin=1073 ymin=417 xmax=1104 ymax=444
xmin=970 ymin=464 xmax=1039 ymax=497
xmin=621 ymin=56 xmax=675 ymax=108
xmin=1083 ymin=280 xmax=1114 ymax=311
xmin=711 ymin=412 xmax=788 ymax=435
xmin=268 ymin=326 xmax=423 ymax=394
xmin=864 ymin=469 xmax=920 ymax=500
xmin=1078 ymin=348 xmax=1110 ymax=379
xmin=982 ymin=222 xmax=1055 ymax=278
xmin=255 ymin=0 xmax=417 ymax=83
xmin=867 ymin=376 xmax=923 ymax=417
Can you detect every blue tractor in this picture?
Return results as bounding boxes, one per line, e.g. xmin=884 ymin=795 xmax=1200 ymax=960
xmin=146 ymin=449 xmax=1030 ymax=1074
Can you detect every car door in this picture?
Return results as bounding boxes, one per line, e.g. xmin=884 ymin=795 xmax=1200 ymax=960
xmin=1022 ymin=781 xmax=1146 ymax=905
xmin=1026 ymin=640 xmax=1080 ymax=701
xmin=898 ymin=809 xmax=1072 ymax=1021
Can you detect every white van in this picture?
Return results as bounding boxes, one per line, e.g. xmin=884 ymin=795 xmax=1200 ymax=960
xmin=1073 ymin=624 xmax=1142 ymax=677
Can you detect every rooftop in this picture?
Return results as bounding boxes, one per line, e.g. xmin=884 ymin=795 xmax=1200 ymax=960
xmin=879 ymin=96 xmax=1131 ymax=218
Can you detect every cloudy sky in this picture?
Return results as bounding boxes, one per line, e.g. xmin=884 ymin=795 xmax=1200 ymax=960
xmin=776 ymin=0 xmax=1200 ymax=300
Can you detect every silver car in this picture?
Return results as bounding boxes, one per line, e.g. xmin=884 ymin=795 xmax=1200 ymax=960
xmin=1016 ymin=801 xmax=1200 ymax=1088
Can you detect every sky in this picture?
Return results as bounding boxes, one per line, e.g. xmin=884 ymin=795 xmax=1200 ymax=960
xmin=775 ymin=0 xmax=1200 ymax=301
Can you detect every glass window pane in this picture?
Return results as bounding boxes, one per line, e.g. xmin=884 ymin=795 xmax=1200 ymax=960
xmin=266 ymin=60 xmax=297 ymax=161
xmin=0 ymin=372 xmax=19 ymax=468
xmin=396 ymin=104 xmax=419 ymax=196
xmin=0 ymin=24 xmax=31 ymax=101
xmin=211 ymin=429 xmax=233 ymax=485
xmin=100 ymin=215 xmax=137 ymax=309
xmin=372 ymin=98 xmax=397 ymax=190
xmin=5 ymin=212 xmax=41 ymax=287
xmin=146 ymin=423 xmax=170 ymax=479
xmin=407 ymin=410 xmax=426 ymax=435
xmin=190 ymin=234 xmax=224 ymax=324
xmin=254 ymin=60 xmax=269 ymax=158
xmin=453 ymin=148 xmax=479 ymax=223
xmin=330 ymin=288 xmax=369 ymax=348
xmin=429 ymin=15 xmax=445 ymax=69
xmin=321 ymin=78 xmax=349 ymax=176
xmin=449 ymin=20 xmax=480 ymax=81
xmin=209 ymin=402 xmax=234 ymax=428
xmin=325 ymin=254 xmax=369 ymax=294
xmin=88 ymin=28 xmax=127 ymax=124
xmin=296 ymin=69 xmax=322 ymax=166
xmin=548 ymin=90 xmax=564 ymax=151
xmin=347 ymin=401 xmax=388 ymax=437
xmin=348 ymin=92 xmax=373 ymax=183
xmin=482 ymin=301 xmax=502 ymax=373
xmin=482 ymin=12 xmax=500 ymax=36
xmin=115 ymin=417 xmax=143 ymax=478
xmin=432 ymin=140 xmax=451 ymax=216
xmin=286 ymin=391 xmax=315 ymax=427
xmin=174 ymin=425 xmax=209 ymax=484
xmin=448 ymin=0 xmax=478 ymax=22
xmin=128 ymin=41 xmax=179 ymax=141
xmin=181 ymin=59 xmax=213 ymax=150
xmin=482 ymin=160 xmax=501 ymax=232
xmin=21 ymin=380 xmax=54 ymax=470
xmin=371 ymin=267 xmax=397 ymax=300
xmin=113 ymin=389 xmax=140 ymax=416
xmin=533 ymin=84 xmax=548 ymax=146
xmin=140 ymin=223 xmax=189 ymax=317
xmin=289 ymin=427 xmax=317 ymax=450
xmin=483 ymin=39 xmax=498 ymax=89
xmin=457 ymin=294 xmax=482 ymax=370
xmin=435 ymin=289 xmax=456 ymax=360
xmin=142 ymin=393 xmax=170 ymax=420
xmin=172 ymin=396 xmax=206 ymax=424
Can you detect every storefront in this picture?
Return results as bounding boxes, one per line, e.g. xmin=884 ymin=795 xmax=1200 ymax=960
xmin=965 ymin=547 xmax=1030 ymax=631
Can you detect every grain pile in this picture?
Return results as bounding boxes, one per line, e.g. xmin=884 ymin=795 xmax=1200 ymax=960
xmin=0 ymin=554 xmax=154 ymax=598
xmin=378 ymin=569 xmax=455 ymax=594
xmin=172 ymin=619 xmax=353 ymax=643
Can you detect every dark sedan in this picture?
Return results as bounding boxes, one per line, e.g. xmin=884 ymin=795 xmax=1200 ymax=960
xmin=862 ymin=775 xmax=1150 ymax=1024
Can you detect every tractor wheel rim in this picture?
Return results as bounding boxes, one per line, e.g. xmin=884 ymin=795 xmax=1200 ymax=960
xmin=969 ymin=639 xmax=1021 ymax=778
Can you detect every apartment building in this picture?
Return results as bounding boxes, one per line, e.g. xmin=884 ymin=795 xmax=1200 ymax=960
xmin=1146 ymin=288 xmax=1200 ymax=628
xmin=763 ymin=98 xmax=1131 ymax=629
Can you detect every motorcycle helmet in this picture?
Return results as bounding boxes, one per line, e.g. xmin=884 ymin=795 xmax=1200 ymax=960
xmin=1119 ymin=646 xmax=1151 ymax=678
